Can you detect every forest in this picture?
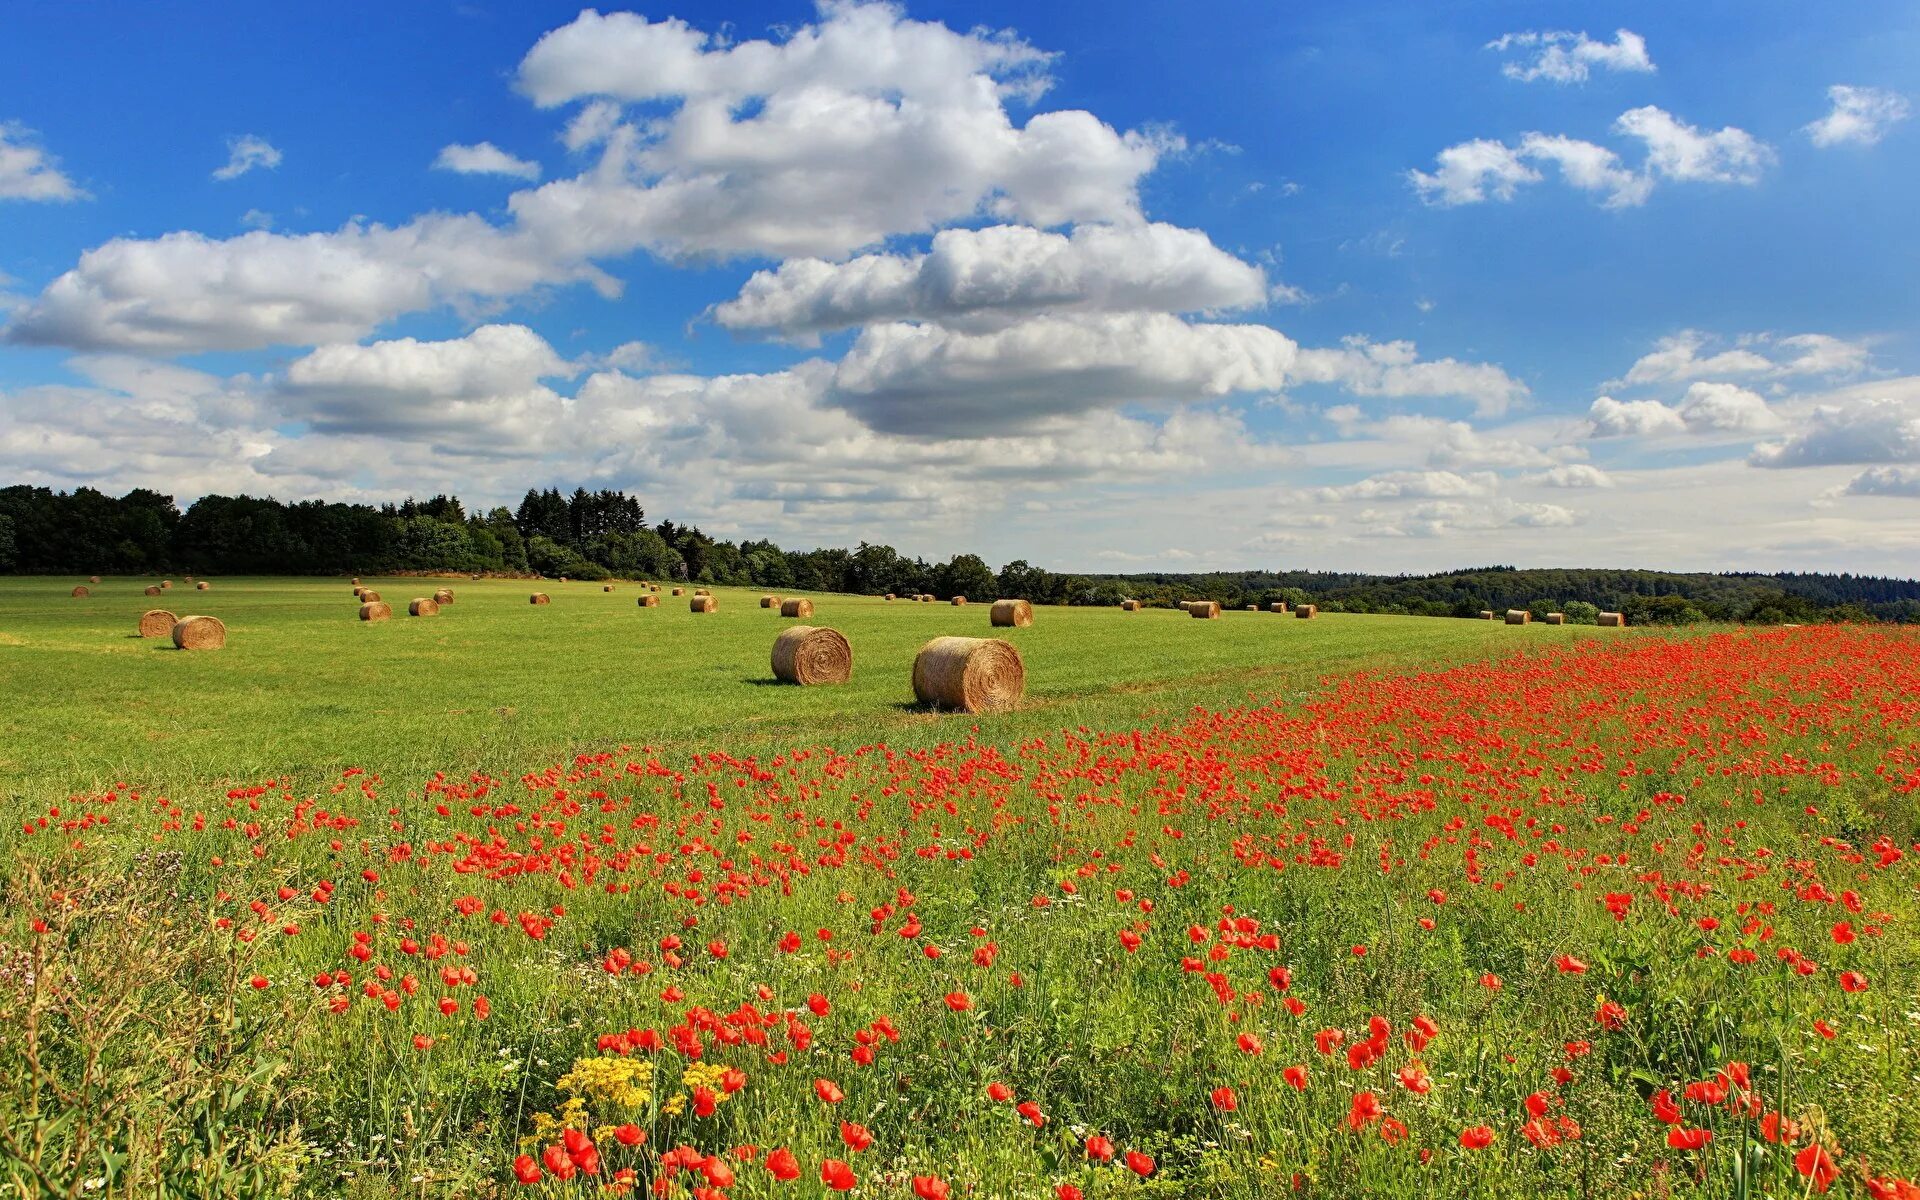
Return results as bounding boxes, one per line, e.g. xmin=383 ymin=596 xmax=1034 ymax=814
xmin=4 ymin=483 xmax=1915 ymax=624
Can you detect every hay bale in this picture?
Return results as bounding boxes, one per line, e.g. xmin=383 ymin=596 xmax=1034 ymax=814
xmin=144 ymin=585 xmax=161 ymax=596
xmin=603 ymin=584 xmax=615 ymax=593
xmin=885 ymin=594 xmax=896 ymax=602
xmin=1269 ymin=602 xmax=1288 ymax=613
xmin=353 ymin=586 xmax=366 ymax=599
xmin=529 ymin=592 xmax=550 ymax=605
xmin=138 ymin=609 xmax=177 ymax=638
xmin=1294 ymin=604 xmax=1317 ymax=620
xmin=695 ymin=588 xmax=711 ymax=596
xmin=71 ymin=585 xmax=90 ymax=597
xmin=359 ymin=601 xmax=391 ymax=622
xmin=672 ymin=587 xmax=685 ymax=597
xmin=433 ymin=588 xmax=454 ymax=605
xmin=912 ymin=636 xmax=1024 ymax=713
xmin=1478 ymin=610 xmax=1495 ymax=620
xmin=637 ymin=594 xmax=658 ymax=608
xmin=951 ymin=596 xmax=967 ymax=606
xmin=89 ymin=575 xmax=100 ymax=584
xmin=1120 ymin=599 xmax=1141 ymax=612
xmin=760 ymin=595 xmax=779 ymax=608
xmin=990 ymin=599 xmax=1033 ymax=628
xmin=195 ymin=581 xmax=210 ymax=591
xmin=184 ymin=575 xmax=194 ymax=583
xmin=1187 ymin=600 xmax=1221 ymax=619
xmin=351 ymin=577 xmax=360 ymax=586
xmin=160 ymin=580 xmax=172 ymax=590
xmin=360 ymin=590 xmax=382 ymax=603
xmin=1544 ymin=612 xmax=1566 ymax=625
xmin=1245 ymin=604 xmax=1259 ymax=612
xmin=1505 ymin=609 xmax=1531 ymax=625
xmin=409 ymin=598 xmax=440 ymax=617
xmin=170 ymin=615 xmax=225 ymax=650
xmin=781 ymin=598 xmax=814 ymax=618
xmin=690 ymin=595 xmax=717 ymax=613
xmin=1598 ymin=611 xmax=1626 ymax=627
xmin=771 ymin=625 xmax=853 ymax=686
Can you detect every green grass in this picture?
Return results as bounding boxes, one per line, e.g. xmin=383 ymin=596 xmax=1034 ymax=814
xmin=0 ymin=575 xmax=1613 ymax=800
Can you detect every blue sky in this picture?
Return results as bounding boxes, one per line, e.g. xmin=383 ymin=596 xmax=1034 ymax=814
xmin=2 ymin=1 xmax=1916 ymax=574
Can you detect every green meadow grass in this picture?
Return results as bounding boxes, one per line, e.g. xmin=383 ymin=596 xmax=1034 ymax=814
xmin=1 ymin=575 xmax=1613 ymax=800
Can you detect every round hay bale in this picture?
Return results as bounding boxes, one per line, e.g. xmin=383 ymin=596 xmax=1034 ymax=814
xmin=353 ymin=586 xmax=366 ymax=599
xmin=433 ymin=588 xmax=454 ymax=605
xmin=603 ymin=584 xmax=614 ymax=593
xmin=1598 ymin=611 xmax=1626 ymax=627
xmin=1544 ymin=612 xmax=1566 ymax=625
xmin=195 ymin=581 xmax=210 ymax=591
xmin=1120 ymin=599 xmax=1141 ymax=612
xmin=912 ymin=637 xmax=1024 ymax=713
xmin=884 ymin=593 xmax=896 ymax=602
xmin=1294 ymin=604 xmax=1318 ymax=620
xmin=695 ymin=588 xmax=712 ymax=597
xmin=637 ymin=594 xmax=658 ymax=608
xmin=672 ymin=587 xmax=685 ymax=597
xmin=760 ymin=595 xmax=778 ymax=608
xmin=990 ymin=599 xmax=1033 ymax=628
xmin=471 ymin=573 xmax=481 ymax=581
xmin=71 ymin=585 xmax=90 ymax=597
xmin=559 ymin=576 xmax=569 ymax=583
xmin=409 ymin=597 xmax=440 ymax=617
xmin=360 ymin=590 xmax=382 ymax=603
xmin=351 ymin=577 xmax=361 ymax=586
xmin=160 ymin=580 xmax=172 ymax=590
xmin=690 ymin=595 xmax=717 ymax=613
xmin=1478 ymin=610 xmax=1495 ymax=620
xmin=184 ymin=575 xmax=194 ymax=583
xmin=89 ymin=575 xmax=101 ymax=584
xmin=359 ymin=601 xmax=392 ymax=622
xmin=780 ymin=598 xmax=814 ymax=618
xmin=144 ymin=585 xmax=161 ymax=596
xmin=1269 ymin=602 xmax=1288 ymax=613
xmin=1504 ymin=609 xmax=1531 ymax=625
xmin=951 ymin=595 xmax=968 ymax=606
xmin=1187 ymin=600 xmax=1221 ymax=619
xmin=529 ymin=592 xmax=550 ymax=605
xmin=170 ymin=615 xmax=225 ymax=650
xmin=771 ymin=625 xmax=853 ymax=686
xmin=138 ymin=609 xmax=177 ymax=638
xmin=1245 ymin=604 xmax=1259 ymax=612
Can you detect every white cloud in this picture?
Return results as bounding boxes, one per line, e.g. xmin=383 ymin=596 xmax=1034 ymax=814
xmin=1313 ymin=470 xmax=1498 ymax=503
xmin=1588 ymin=395 xmax=1686 ymax=438
xmin=1291 ymin=336 xmax=1529 ymax=416
xmin=1527 ymin=463 xmax=1614 ymax=488
xmin=1487 ymin=29 xmax=1654 ymax=84
xmin=1614 ymin=107 xmax=1772 ymax=185
xmin=1515 ymin=133 xmax=1651 ymax=207
xmin=1842 ymin=465 xmax=1920 ymax=497
xmin=1407 ymin=139 xmax=1539 ymax=206
xmin=712 ymin=222 xmax=1269 ymax=340
xmin=1750 ymin=397 xmax=1920 ymax=469
xmin=212 ymin=134 xmax=282 ymax=181
xmin=1352 ymin=498 xmax=1580 ymax=538
xmin=1805 ymin=85 xmax=1911 ymax=148
xmin=434 ymin=142 xmax=542 ymax=180
xmin=1674 ymin=381 xmax=1779 ymax=432
xmin=0 ymin=121 xmax=84 ymax=201
xmin=1614 ymin=329 xmax=1869 ymax=387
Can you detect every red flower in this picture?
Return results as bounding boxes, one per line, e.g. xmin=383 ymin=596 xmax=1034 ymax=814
xmin=1347 ymin=1091 xmax=1384 ymax=1130
xmin=512 ymin=1154 xmax=542 ymax=1184
xmin=839 ymin=1121 xmax=873 ymax=1152
xmin=1795 ymin=1144 xmax=1839 ymax=1193
xmin=912 ymin=1177 xmax=950 ymax=1200
xmin=1237 ymin=1032 xmax=1264 ymax=1055
xmin=1839 ymin=971 xmax=1869 ymax=993
xmin=1651 ymin=1089 xmax=1682 ymax=1125
xmin=1056 ymin=1188 xmax=1083 ymax=1200
xmin=1210 ymin=1085 xmax=1239 ymax=1111
xmin=1125 ymin=1150 xmax=1156 ymax=1177
xmin=1666 ymin=1127 xmax=1712 ymax=1151
xmin=614 ymin=1123 xmax=645 ymax=1147
xmin=1086 ymin=1134 xmax=1116 ymax=1161
xmin=1554 ymin=954 xmax=1588 ymax=975
xmin=765 ymin=1147 xmax=801 ymax=1181
xmin=814 ymin=1078 xmax=845 ymax=1104
xmin=943 ymin=991 xmax=971 ymax=1012
xmin=1459 ymin=1126 xmax=1494 ymax=1150
xmin=987 ymin=1081 xmax=1013 ymax=1102
xmin=821 ymin=1158 xmax=857 ymax=1191
xmin=1016 ymin=1100 xmax=1046 ymax=1127
xmin=1283 ymin=1065 xmax=1310 ymax=1090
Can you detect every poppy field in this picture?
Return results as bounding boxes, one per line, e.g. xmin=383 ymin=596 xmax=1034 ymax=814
xmin=4 ymin=593 xmax=1919 ymax=1197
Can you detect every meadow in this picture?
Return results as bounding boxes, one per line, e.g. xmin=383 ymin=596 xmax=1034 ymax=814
xmin=3 ymin=576 xmax=1917 ymax=1199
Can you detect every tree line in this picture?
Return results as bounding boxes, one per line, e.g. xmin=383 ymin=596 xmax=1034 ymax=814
xmin=3 ymin=484 xmax=1916 ymax=624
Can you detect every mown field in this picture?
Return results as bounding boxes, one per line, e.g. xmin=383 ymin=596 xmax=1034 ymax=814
xmin=3 ymin=576 xmax=1918 ymax=1199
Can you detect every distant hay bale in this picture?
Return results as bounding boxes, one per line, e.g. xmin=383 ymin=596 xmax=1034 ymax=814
xmin=1598 ymin=611 xmax=1626 ymax=627
xmin=1245 ymin=604 xmax=1259 ymax=612
xmin=1269 ymin=602 xmax=1288 ymax=613
xmin=781 ymin=598 xmax=814 ymax=618
xmin=559 ymin=576 xmax=569 ymax=583
xmin=1187 ymin=600 xmax=1221 ymax=619
xmin=471 ymin=573 xmax=480 ymax=581
xmin=637 ymin=594 xmax=658 ymax=608
xmin=771 ymin=625 xmax=853 ymax=686
xmin=360 ymin=590 xmax=381 ymax=603
xmin=170 ymin=615 xmax=225 ymax=650
xmin=1295 ymin=604 xmax=1317 ymax=620
xmin=695 ymin=588 xmax=711 ymax=596
xmin=138 ymin=609 xmax=177 ymax=638
xmin=885 ymin=593 xmax=896 ymax=601
xmin=760 ymin=595 xmax=778 ymax=608
xmin=912 ymin=636 xmax=1024 ymax=713
xmin=160 ymin=580 xmax=172 ymax=590
xmin=672 ymin=587 xmax=685 ymax=597
xmin=1120 ymin=599 xmax=1141 ymax=612
xmin=359 ymin=601 xmax=391 ymax=622
xmin=184 ymin=575 xmax=194 ymax=583
xmin=433 ymin=588 xmax=454 ymax=605
xmin=1544 ymin=612 xmax=1566 ymax=625
xmin=195 ymin=581 xmax=210 ymax=591
xmin=920 ymin=594 xmax=935 ymax=603
xmin=351 ymin=577 xmax=360 ymax=586
xmin=990 ymin=599 xmax=1033 ymax=628
xmin=144 ymin=585 xmax=161 ymax=596
xmin=71 ymin=585 xmax=90 ymax=597
xmin=1505 ymin=609 xmax=1531 ymax=625
xmin=603 ymin=584 xmax=615 ymax=593
xmin=690 ymin=595 xmax=717 ymax=613
xmin=951 ymin=596 xmax=967 ymax=606
xmin=1478 ymin=610 xmax=1495 ymax=620
xmin=89 ymin=575 xmax=100 ymax=584
xmin=409 ymin=598 xmax=440 ymax=617
xmin=353 ymin=586 xmax=367 ymax=599
xmin=529 ymin=592 xmax=550 ymax=605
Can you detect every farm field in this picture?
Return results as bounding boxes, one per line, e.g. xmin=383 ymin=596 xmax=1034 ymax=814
xmin=3 ymin=579 xmax=1919 ymax=1198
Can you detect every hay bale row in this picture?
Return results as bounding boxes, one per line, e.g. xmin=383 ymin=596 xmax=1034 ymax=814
xmin=409 ymin=598 xmax=440 ymax=617
xmin=771 ymin=625 xmax=852 ymax=685
xmin=171 ymin=615 xmax=225 ymax=650
xmin=690 ymin=595 xmax=717 ymax=613
xmin=990 ymin=599 xmax=1033 ymax=628
xmin=912 ymin=636 xmax=1023 ymax=713
xmin=1505 ymin=609 xmax=1531 ymax=625
xmin=360 ymin=601 xmax=392 ymax=622
xmin=781 ymin=598 xmax=813 ymax=618
xmin=138 ymin=609 xmax=177 ymax=638
xmin=1599 ymin=611 xmax=1626 ymax=627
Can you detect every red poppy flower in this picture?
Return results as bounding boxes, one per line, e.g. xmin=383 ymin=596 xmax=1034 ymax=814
xmin=943 ymin=991 xmax=971 ymax=1012
xmin=987 ymin=1081 xmax=1013 ymax=1102
xmin=1666 ymin=1127 xmax=1712 ymax=1151
xmin=765 ymin=1147 xmax=801 ymax=1181
xmin=614 ymin=1124 xmax=645 ymax=1147
xmin=1211 ymin=1085 xmax=1239 ymax=1111
xmin=1348 ymin=1091 xmax=1384 ymax=1129
xmin=814 ymin=1078 xmax=845 ymax=1104
xmin=1016 ymin=1100 xmax=1046 ymax=1127
xmin=512 ymin=1154 xmax=542 ymax=1184
xmin=821 ymin=1158 xmax=857 ymax=1191
xmin=1459 ymin=1126 xmax=1494 ymax=1150
xmin=1086 ymin=1134 xmax=1116 ymax=1161
xmin=912 ymin=1177 xmax=950 ymax=1200
xmin=1283 ymin=1065 xmax=1310 ymax=1090
xmin=1125 ymin=1150 xmax=1156 ymax=1177
xmin=839 ymin=1121 xmax=873 ymax=1152
xmin=1839 ymin=971 xmax=1869 ymax=993
xmin=1795 ymin=1144 xmax=1839 ymax=1193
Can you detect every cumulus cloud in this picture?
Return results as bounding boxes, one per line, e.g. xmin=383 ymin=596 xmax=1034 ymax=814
xmin=712 ymin=222 xmax=1269 ymax=340
xmin=1588 ymin=395 xmax=1687 ymax=438
xmin=1313 ymin=470 xmax=1498 ymax=503
xmin=1527 ymin=463 xmax=1614 ymax=488
xmin=1411 ymin=107 xmax=1769 ymax=208
xmin=1613 ymin=329 xmax=1869 ymax=387
xmin=1291 ymin=336 xmax=1529 ymax=416
xmin=1805 ymin=85 xmax=1911 ymax=148
xmin=0 ymin=121 xmax=84 ymax=201
xmin=212 ymin=134 xmax=282 ymax=181
xmin=1587 ymin=384 xmax=1778 ymax=438
xmin=1842 ymin=465 xmax=1920 ymax=497
xmin=1352 ymin=498 xmax=1580 ymax=538
xmin=1487 ymin=29 xmax=1654 ymax=84
xmin=434 ymin=141 xmax=541 ymax=180
xmin=1324 ymin=411 xmax=1557 ymax=469
xmin=1750 ymin=397 xmax=1920 ymax=468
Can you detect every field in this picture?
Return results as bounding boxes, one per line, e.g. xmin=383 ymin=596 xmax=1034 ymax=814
xmin=3 ymin=576 xmax=1919 ymax=1199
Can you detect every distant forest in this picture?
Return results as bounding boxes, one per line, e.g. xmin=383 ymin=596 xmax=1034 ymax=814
xmin=5 ymin=483 xmax=1917 ymax=625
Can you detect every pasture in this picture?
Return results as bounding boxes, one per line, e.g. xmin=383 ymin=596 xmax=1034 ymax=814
xmin=3 ymin=577 xmax=1918 ymax=1199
